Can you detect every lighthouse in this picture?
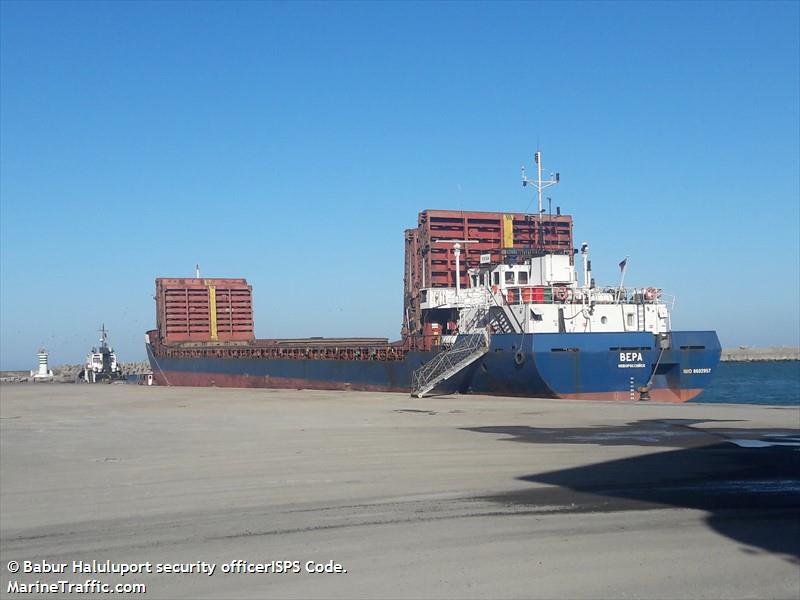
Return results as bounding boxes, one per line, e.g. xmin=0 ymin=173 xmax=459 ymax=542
xmin=31 ymin=348 xmax=54 ymax=381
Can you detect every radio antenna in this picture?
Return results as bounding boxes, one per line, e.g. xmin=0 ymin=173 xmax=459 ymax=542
xmin=521 ymin=151 xmax=560 ymax=215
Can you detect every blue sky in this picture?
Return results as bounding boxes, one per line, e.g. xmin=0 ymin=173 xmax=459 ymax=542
xmin=1 ymin=1 xmax=798 ymax=369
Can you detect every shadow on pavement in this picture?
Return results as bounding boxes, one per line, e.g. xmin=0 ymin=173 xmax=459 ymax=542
xmin=465 ymin=419 xmax=800 ymax=561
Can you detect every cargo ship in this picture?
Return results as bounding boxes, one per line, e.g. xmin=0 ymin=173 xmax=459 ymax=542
xmin=146 ymin=153 xmax=720 ymax=401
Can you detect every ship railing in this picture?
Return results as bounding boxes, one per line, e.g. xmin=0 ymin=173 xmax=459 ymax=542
xmin=161 ymin=343 xmax=410 ymax=362
xmin=494 ymin=285 xmax=673 ymax=307
xmin=424 ymin=287 xmax=492 ymax=308
xmin=499 ymin=285 xmax=573 ymax=306
xmin=614 ymin=288 xmax=676 ymax=308
xmin=457 ymin=294 xmax=495 ymax=333
xmin=662 ymin=292 xmax=677 ymax=311
xmin=411 ymin=330 xmax=490 ymax=397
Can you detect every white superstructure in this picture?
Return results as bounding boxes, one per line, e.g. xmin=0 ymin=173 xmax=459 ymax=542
xmin=419 ymin=243 xmax=672 ymax=337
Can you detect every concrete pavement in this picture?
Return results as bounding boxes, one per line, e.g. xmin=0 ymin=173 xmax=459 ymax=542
xmin=1 ymin=384 xmax=798 ymax=598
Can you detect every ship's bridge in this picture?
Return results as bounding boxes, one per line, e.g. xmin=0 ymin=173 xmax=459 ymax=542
xmin=474 ymin=254 xmax=577 ymax=290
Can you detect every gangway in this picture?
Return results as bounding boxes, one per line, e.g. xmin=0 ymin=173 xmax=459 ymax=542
xmin=411 ymin=331 xmax=489 ymax=398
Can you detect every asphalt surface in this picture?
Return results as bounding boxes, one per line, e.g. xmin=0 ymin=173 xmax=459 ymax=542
xmin=1 ymin=384 xmax=798 ymax=599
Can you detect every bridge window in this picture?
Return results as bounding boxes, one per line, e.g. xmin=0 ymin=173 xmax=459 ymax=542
xmin=519 ymin=271 xmax=528 ymax=284
xmin=626 ymin=314 xmax=634 ymax=327
xmin=505 ymin=271 xmax=514 ymax=284
xmin=492 ymin=272 xmax=500 ymax=285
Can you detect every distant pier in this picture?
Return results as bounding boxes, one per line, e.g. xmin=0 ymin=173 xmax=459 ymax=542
xmin=721 ymin=346 xmax=800 ymax=362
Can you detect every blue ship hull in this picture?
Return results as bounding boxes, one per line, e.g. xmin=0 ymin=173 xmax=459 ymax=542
xmin=148 ymin=330 xmax=720 ymax=402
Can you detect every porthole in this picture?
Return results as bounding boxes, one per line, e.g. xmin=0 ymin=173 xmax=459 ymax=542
xmin=601 ymin=316 xmax=608 ymax=324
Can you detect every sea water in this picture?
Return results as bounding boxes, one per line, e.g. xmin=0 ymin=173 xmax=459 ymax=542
xmin=692 ymin=361 xmax=800 ymax=406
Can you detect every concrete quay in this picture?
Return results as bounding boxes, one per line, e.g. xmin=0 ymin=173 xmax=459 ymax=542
xmin=1 ymin=385 xmax=798 ymax=599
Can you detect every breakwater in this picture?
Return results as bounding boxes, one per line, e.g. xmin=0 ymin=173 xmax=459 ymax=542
xmin=0 ymin=362 xmax=151 ymax=383
xmin=721 ymin=347 xmax=799 ymax=362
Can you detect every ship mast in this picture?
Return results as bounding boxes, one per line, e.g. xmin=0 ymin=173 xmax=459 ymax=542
xmin=522 ymin=151 xmax=560 ymax=215
xmin=432 ymin=239 xmax=478 ymax=296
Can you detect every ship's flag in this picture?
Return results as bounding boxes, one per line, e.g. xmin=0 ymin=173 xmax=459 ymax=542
xmin=619 ymin=257 xmax=628 ymax=271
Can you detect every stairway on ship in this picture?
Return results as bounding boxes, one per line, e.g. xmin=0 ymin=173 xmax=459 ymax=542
xmin=411 ymin=331 xmax=489 ymax=398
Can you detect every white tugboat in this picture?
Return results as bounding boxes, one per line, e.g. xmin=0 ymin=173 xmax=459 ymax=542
xmin=79 ymin=325 xmax=124 ymax=383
